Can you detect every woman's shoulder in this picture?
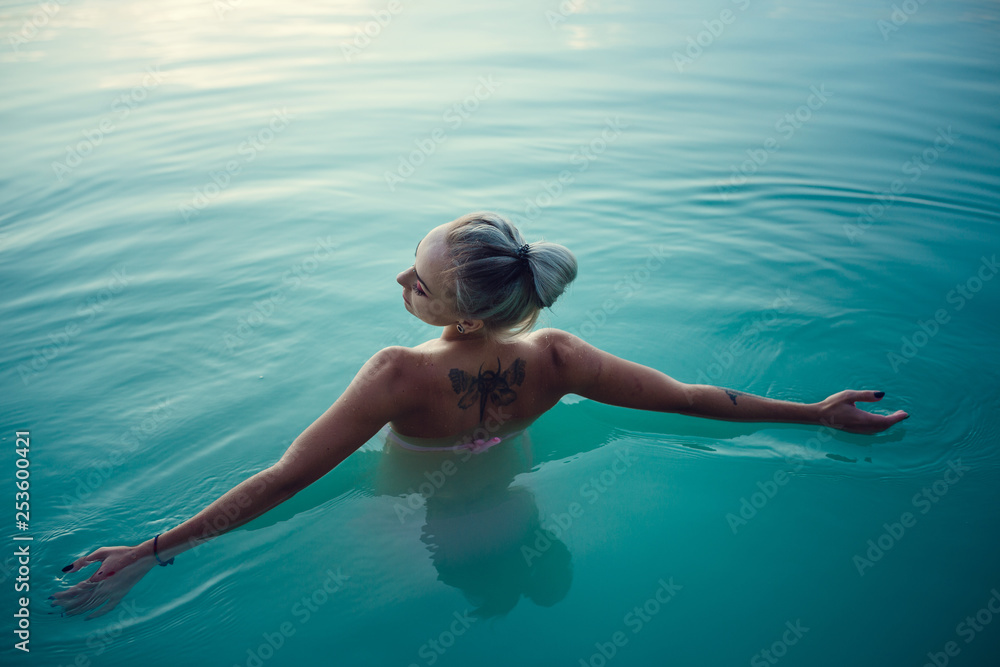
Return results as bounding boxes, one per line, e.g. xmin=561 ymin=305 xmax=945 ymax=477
xmin=352 ymin=346 xmax=420 ymax=390
xmin=365 ymin=329 xmax=589 ymax=377
xmin=362 ymin=345 xmax=420 ymax=375
xmin=529 ymin=327 xmax=578 ymax=345
xmin=528 ymin=328 xmax=590 ymax=365
xmin=361 ymin=344 xmax=452 ymax=387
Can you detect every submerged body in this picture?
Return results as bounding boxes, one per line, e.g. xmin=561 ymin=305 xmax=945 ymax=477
xmin=52 ymin=212 xmax=909 ymax=618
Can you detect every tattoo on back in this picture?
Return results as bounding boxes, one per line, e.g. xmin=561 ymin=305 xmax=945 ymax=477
xmin=449 ymin=357 xmax=526 ymax=421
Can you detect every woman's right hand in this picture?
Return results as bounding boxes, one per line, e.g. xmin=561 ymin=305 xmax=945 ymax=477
xmin=52 ymin=545 xmax=156 ymax=619
xmin=817 ymin=390 xmax=910 ymax=434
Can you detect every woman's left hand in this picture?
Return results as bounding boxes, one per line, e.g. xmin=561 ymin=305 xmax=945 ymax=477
xmin=51 ymin=545 xmax=155 ymax=619
xmin=818 ymin=390 xmax=909 ymax=434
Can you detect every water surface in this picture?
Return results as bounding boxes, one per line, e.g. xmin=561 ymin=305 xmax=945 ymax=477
xmin=1 ymin=0 xmax=999 ymax=665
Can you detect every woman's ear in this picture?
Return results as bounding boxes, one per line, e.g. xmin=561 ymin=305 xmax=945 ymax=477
xmin=458 ymin=318 xmax=485 ymax=334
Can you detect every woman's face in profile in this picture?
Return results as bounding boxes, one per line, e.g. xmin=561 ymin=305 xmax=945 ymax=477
xmin=396 ymin=221 xmax=460 ymax=326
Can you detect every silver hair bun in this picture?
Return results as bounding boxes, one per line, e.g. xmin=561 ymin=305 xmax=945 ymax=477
xmin=445 ymin=211 xmax=578 ymax=336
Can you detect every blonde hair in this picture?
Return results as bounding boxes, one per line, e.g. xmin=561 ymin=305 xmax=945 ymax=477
xmin=443 ymin=211 xmax=577 ymax=338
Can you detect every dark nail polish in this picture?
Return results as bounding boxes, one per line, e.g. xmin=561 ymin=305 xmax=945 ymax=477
xmin=62 ymin=564 xmax=73 ymax=572
xmin=874 ymin=391 xmax=885 ymax=398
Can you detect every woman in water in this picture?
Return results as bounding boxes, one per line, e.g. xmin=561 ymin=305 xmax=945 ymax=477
xmin=53 ymin=211 xmax=909 ymax=617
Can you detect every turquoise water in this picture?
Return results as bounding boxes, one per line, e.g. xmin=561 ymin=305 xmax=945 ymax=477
xmin=2 ymin=0 xmax=999 ymax=664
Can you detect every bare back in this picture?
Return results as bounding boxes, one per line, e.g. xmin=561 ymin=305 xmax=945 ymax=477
xmin=387 ymin=329 xmax=565 ymax=440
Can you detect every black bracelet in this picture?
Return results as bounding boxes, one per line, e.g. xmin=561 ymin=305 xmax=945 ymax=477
xmin=153 ymin=533 xmax=174 ymax=566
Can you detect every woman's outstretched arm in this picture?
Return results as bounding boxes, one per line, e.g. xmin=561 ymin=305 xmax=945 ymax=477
xmin=545 ymin=330 xmax=909 ymax=434
xmin=53 ymin=347 xmax=410 ymax=618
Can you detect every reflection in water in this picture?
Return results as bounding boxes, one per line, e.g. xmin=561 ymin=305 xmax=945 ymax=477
xmin=243 ymin=402 xmax=881 ymax=619
xmin=422 ymin=486 xmax=572 ymax=618
xmin=376 ymin=430 xmax=573 ymax=617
